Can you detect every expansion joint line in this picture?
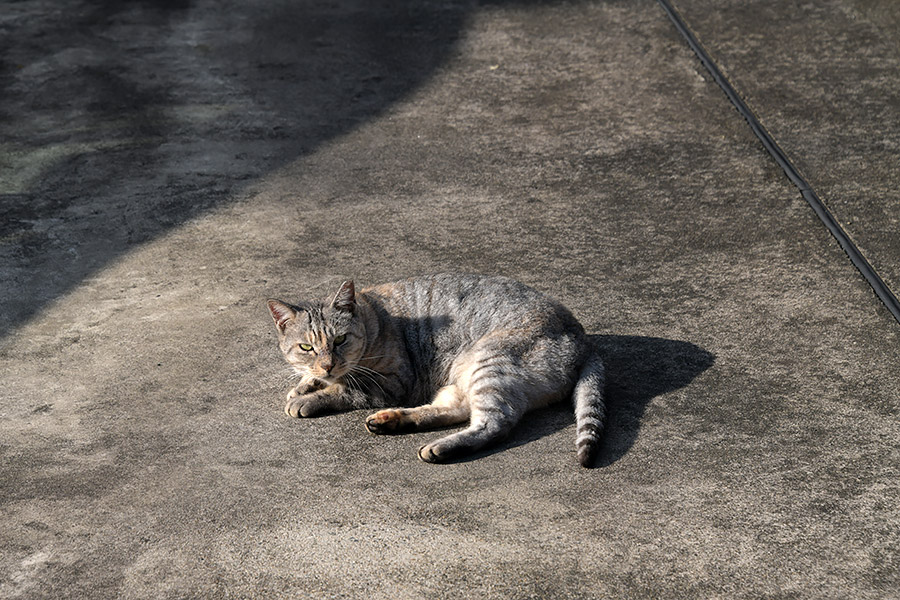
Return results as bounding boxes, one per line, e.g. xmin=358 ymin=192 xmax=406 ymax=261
xmin=657 ymin=0 xmax=900 ymax=326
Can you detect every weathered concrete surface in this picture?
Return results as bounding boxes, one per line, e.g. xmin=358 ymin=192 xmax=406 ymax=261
xmin=673 ymin=0 xmax=900 ymax=298
xmin=1 ymin=1 xmax=898 ymax=598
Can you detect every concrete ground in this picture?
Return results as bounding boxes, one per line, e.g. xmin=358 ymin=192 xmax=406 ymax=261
xmin=1 ymin=0 xmax=898 ymax=598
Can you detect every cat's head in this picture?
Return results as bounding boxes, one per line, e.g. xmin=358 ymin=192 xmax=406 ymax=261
xmin=267 ymin=280 xmax=366 ymax=385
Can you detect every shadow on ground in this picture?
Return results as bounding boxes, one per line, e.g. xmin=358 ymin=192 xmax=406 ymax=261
xmin=592 ymin=335 xmax=715 ymax=466
xmin=451 ymin=335 xmax=716 ymax=466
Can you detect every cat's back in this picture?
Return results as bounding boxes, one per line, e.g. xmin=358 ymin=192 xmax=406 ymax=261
xmin=363 ymin=273 xmax=582 ymax=337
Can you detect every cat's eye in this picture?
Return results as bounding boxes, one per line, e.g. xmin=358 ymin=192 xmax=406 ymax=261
xmin=333 ymin=334 xmax=347 ymax=346
xmin=298 ymin=343 xmax=314 ymax=352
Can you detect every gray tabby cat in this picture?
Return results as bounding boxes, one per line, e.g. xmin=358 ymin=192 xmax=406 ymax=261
xmin=267 ymin=273 xmax=605 ymax=466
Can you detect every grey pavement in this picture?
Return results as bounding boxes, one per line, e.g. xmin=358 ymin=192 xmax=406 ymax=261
xmin=1 ymin=1 xmax=898 ymax=598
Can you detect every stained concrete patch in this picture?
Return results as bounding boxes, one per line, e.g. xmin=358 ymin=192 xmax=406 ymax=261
xmin=2 ymin=0 xmax=899 ymax=598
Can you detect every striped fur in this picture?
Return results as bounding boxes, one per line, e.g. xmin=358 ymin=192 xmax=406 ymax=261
xmin=573 ymin=352 xmax=606 ymax=466
xmin=268 ymin=274 xmax=605 ymax=466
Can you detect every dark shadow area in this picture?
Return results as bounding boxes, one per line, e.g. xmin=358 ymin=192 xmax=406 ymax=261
xmin=461 ymin=334 xmax=715 ymax=466
xmin=1 ymin=0 xmax=562 ymax=338
xmin=590 ymin=334 xmax=715 ymax=466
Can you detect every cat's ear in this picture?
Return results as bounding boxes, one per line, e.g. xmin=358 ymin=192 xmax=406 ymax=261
xmin=267 ymin=299 xmax=296 ymax=333
xmin=331 ymin=280 xmax=356 ymax=313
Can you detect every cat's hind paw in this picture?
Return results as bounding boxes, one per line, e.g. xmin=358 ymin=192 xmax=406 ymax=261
xmin=417 ymin=442 xmax=451 ymax=463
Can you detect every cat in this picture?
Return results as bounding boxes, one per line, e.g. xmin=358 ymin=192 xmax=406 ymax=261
xmin=267 ymin=273 xmax=605 ymax=466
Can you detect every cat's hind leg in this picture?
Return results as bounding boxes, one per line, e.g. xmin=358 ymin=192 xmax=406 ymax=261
xmin=364 ymin=384 xmax=470 ymax=434
xmin=416 ymin=385 xmax=526 ymax=463
xmin=415 ymin=329 xmax=573 ymax=463
xmin=419 ymin=390 xmax=523 ymax=463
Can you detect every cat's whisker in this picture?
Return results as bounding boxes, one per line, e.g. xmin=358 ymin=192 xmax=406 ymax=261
xmin=351 ymin=364 xmax=386 ymax=379
xmin=349 ymin=365 xmax=386 ymax=398
xmin=345 ymin=372 xmax=363 ymax=393
xmin=348 ymin=366 xmax=369 ymax=382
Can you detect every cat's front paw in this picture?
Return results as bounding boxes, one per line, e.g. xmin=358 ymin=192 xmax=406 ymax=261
xmin=284 ymin=390 xmax=327 ymax=418
xmin=365 ymin=409 xmax=415 ymax=435
xmin=294 ymin=378 xmax=326 ymax=395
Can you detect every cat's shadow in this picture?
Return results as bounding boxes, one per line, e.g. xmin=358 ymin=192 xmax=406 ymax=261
xmin=454 ymin=334 xmax=715 ymax=467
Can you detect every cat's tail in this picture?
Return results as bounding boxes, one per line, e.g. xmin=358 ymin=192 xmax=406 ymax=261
xmin=573 ymin=349 xmax=606 ymax=467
